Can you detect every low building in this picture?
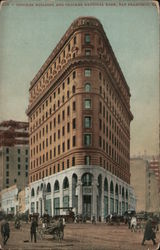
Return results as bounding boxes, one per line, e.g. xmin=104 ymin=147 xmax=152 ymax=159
xmin=1 ymin=185 xmax=19 ymax=215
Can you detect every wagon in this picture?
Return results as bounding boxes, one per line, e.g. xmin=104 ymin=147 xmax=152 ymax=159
xmin=38 ymin=220 xmax=64 ymax=240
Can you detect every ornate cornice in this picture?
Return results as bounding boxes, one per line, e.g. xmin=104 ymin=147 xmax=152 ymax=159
xmin=29 ymin=16 xmax=130 ymax=97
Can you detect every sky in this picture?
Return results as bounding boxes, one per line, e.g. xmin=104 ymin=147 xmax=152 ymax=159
xmin=0 ymin=0 xmax=159 ymax=157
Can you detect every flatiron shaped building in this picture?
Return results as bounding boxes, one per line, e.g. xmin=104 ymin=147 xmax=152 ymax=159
xmin=27 ymin=17 xmax=133 ymax=219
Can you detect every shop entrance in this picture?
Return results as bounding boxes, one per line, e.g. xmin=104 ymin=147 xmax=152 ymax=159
xmin=83 ymin=195 xmax=91 ymax=219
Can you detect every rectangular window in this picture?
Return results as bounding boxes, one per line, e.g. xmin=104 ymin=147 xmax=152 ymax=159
xmin=84 ymin=99 xmax=91 ymax=109
xmin=18 ymin=149 xmax=21 ymax=154
xmin=74 ymin=36 xmax=76 ymax=44
xmin=85 ymin=69 xmax=91 ymax=77
xmin=72 ymin=118 xmax=76 ymax=129
xmin=84 ymin=156 xmax=91 ymax=165
xmin=67 ymin=159 xmax=69 ymax=168
xmin=67 ymin=123 xmax=70 ymax=133
xmin=85 ymin=34 xmax=90 ymax=43
xmin=67 ymin=106 xmax=70 ymax=116
xmin=72 ymin=136 xmax=76 ymax=147
xmin=58 ymin=145 xmax=60 ymax=155
xmin=85 ymin=49 xmax=91 ymax=56
xmin=67 ymin=139 xmax=70 ymax=150
xmin=84 ymin=134 xmax=91 ymax=146
xmin=6 ymin=156 xmax=9 ymax=162
xmin=62 ymin=162 xmax=64 ymax=170
xmin=62 ymin=126 xmax=65 ymax=136
xmin=73 ymin=101 xmax=76 ymax=111
xmin=62 ymin=142 xmax=65 ymax=152
xmin=6 ymin=148 xmax=9 ymax=154
xmin=72 ymin=157 xmax=75 ymax=166
xmin=84 ymin=117 xmax=91 ymax=128
xmin=73 ymin=71 xmax=76 ymax=79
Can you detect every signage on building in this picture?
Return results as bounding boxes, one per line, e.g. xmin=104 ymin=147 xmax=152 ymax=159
xmin=83 ymin=187 xmax=92 ymax=194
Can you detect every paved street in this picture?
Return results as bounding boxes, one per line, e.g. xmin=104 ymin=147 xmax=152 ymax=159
xmin=0 ymin=221 xmax=160 ymax=250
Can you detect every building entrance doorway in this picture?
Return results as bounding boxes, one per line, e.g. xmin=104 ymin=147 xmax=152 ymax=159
xmin=83 ymin=195 xmax=91 ymax=219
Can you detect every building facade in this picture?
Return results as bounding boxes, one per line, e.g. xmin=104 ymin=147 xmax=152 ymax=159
xmin=130 ymin=158 xmax=160 ymax=213
xmin=0 ymin=120 xmax=29 ymax=210
xmin=149 ymin=157 xmax=160 ymax=192
xmin=27 ymin=17 xmax=133 ymax=220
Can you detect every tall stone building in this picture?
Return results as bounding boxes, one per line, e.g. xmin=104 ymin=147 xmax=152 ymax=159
xmin=149 ymin=157 xmax=160 ymax=192
xmin=27 ymin=17 xmax=133 ymax=219
xmin=130 ymin=158 xmax=160 ymax=213
xmin=0 ymin=120 xmax=29 ymax=191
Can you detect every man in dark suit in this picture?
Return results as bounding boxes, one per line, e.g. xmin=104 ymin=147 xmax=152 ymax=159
xmin=30 ymin=218 xmax=38 ymax=243
xmin=1 ymin=219 xmax=10 ymax=245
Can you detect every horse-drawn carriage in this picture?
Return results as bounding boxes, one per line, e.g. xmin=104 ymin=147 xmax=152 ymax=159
xmin=105 ymin=213 xmax=124 ymax=225
xmin=38 ymin=218 xmax=64 ymax=240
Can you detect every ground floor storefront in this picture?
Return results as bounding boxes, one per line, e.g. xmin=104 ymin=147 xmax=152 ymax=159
xmin=29 ymin=165 xmax=134 ymax=221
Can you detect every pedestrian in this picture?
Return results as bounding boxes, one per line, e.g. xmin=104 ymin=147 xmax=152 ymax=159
xmin=1 ymin=219 xmax=10 ymax=246
xmin=141 ymin=218 xmax=156 ymax=246
xmin=130 ymin=216 xmax=137 ymax=232
xmin=57 ymin=217 xmax=64 ymax=240
xmin=30 ymin=218 xmax=38 ymax=243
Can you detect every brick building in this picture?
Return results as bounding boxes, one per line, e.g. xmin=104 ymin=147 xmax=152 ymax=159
xmin=27 ymin=17 xmax=133 ymax=219
xmin=0 ymin=120 xmax=29 ymax=192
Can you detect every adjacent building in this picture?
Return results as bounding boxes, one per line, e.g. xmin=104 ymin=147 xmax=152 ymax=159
xmin=130 ymin=158 xmax=160 ymax=213
xmin=0 ymin=120 xmax=29 ymax=210
xmin=27 ymin=16 xmax=133 ymax=220
xmin=149 ymin=156 xmax=160 ymax=192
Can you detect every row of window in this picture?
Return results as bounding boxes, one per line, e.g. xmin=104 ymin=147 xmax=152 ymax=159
xmin=6 ymin=148 xmax=28 ymax=155
xmin=6 ymin=156 xmax=28 ymax=162
xmin=99 ymin=102 xmax=129 ymax=148
xmin=30 ymin=98 xmax=91 ymax=136
xmin=30 ymin=154 xmax=129 ymax=184
xmin=30 ymin=32 xmax=92 ymax=99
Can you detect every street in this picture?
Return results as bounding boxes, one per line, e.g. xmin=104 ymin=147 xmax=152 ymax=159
xmin=0 ymin=221 xmax=160 ymax=250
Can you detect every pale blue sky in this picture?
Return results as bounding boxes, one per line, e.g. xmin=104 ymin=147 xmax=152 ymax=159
xmin=0 ymin=1 xmax=159 ymax=156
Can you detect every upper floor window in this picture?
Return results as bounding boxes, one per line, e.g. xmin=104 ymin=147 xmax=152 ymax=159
xmin=85 ymin=83 xmax=91 ymax=92
xmin=84 ymin=99 xmax=91 ymax=109
xmin=84 ymin=134 xmax=91 ymax=146
xmin=74 ymin=36 xmax=76 ymax=45
xmin=85 ymin=69 xmax=91 ymax=77
xmin=85 ymin=49 xmax=91 ymax=56
xmin=85 ymin=34 xmax=90 ymax=43
xmin=84 ymin=117 xmax=91 ymax=128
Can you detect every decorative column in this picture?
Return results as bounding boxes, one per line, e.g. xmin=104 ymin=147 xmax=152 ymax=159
xmin=92 ymin=180 xmax=98 ymax=219
xmin=76 ymin=179 xmax=82 ymax=215
xmin=108 ymin=180 xmax=111 ymax=215
xmin=51 ymin=188 xmax=54 ymax=217
xmin=59 ymin=183 xmax=63 ymax=215
xmin=101 ymin=177 xmax=105 ymax=221
xmin=69 ymin=177 xmax=73 ymax=208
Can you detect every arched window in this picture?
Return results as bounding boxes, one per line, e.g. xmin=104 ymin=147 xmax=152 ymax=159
xmin=85 ymin=83 xmax=91 ymax=92
xmin=104 ymin=178 xmax=108 ymax=192
xmin=40 ymin=183 xmax=43 ymax=191
xmin=122 ymin=187 xmax=125 ymax=198
xmin=82 ymin=173 xmax=92 ymax=186
xmin=110 ymin=181 xmax=114 ymax=194
xmin=31 ymin=188 xmax=35 ymax=197
xmin=54 ymin=180 xmax=59 ymax=192
xmin=115 ymin=184 xmax=118 ymax=195
xmin=47 ymin=183 xmax=51 ymax=193
xmin=63 ymin=177 xmax=69 ymax=189
xmin=37 ymin=186 xmax=39 ymax=195
xmin=126 ymin=190 xmax=128 ymax=200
